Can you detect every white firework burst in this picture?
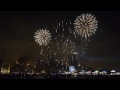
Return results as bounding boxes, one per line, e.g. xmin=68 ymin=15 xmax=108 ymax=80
xmin=62 ymin=38 xmax=76 ymax=55
xmin=74 ymin=13 xmax=98 ymax=40
xmin=34 ymin=29 xmax=51 ymax=46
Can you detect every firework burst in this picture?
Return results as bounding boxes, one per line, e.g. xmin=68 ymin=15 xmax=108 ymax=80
xmin=74 ymin=13 xmax=98 ymax=40
xmin=62 ymin=38 xmax=76 ymax=55
xmin=34 ymin=29 xmax=51 ymax=46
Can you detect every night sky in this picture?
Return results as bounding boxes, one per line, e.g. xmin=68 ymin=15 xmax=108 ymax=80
xmin=0 ymin=11 xmax=120 ymax=70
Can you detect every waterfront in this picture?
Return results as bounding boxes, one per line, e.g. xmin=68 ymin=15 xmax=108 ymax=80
xmin=1 ymin=74 xmax=120 ymax=79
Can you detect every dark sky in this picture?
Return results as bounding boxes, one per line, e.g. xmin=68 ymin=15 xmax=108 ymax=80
xmin=0 ymin=11 xmax=120 ymax=70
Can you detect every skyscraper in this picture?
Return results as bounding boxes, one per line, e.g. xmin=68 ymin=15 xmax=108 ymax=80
xmin=69 ymin=52 xmax=77 ymax=68
xmin=0 ymin=49 xmax=5 ymax=67
xmin=48 ymin=54 xmax=56 ymax=74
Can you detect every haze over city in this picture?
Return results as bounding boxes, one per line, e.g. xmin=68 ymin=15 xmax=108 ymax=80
xmin=0 ymin=11 xmax=120 ymax=70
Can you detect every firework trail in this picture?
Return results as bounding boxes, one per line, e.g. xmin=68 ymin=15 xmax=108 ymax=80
xmin=62 ymin=37 xmax=76 ymax=55
xmin=34 ymin=29 xmax=52 ymax=59
xmin=47 ymin=18 xmax=77 ymax=63
xmin=74 ymin=13 xmax=98 ymax=51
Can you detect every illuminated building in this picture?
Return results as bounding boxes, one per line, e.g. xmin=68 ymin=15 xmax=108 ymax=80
xmin=35 ymin=59 xmax=47 ymax=74
xmin=11 ymin=59 xmax=25 ymax=74
xmin=77 ymin=63 xmax=82 ymax=72
xmin=60 ymin=64 xmax=66 ymax=73
xmin=54 ymin=60 xmax=62 ymax=73
xmin=1 ymin=64 xmax=10 ymax=74
xmin=44 ymin=60 xmax=50 ymax=73
xmin=110 ymin=70 xmax=116 ymax=75
xmin=69 ymin=53 xmax=77 ymax=68
xmin=94 ymin=70 xmax=99 ymax=75
xmin=49 ymin=55 xmax=56 ymax=74
xmin=46 ymin=54 xmax=60 ymax=74
xmin=24 ymin=62 xmax=33 ymax=74
xmin=101 ymin=70 xmax=107 ymax=75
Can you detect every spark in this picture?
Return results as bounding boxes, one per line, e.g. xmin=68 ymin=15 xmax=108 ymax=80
xmin=34 ymin=29 xmax=51 ymax=46
xmin=74 ymin=13 xmax=98 ymax=40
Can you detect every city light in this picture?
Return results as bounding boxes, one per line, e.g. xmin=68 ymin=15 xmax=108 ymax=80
xmin=0 ymin=11 xmax=120 ymax=79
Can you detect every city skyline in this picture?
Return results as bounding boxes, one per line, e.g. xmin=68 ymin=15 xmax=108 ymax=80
xmin=0 ymin=11 xmax=120 ymax=70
